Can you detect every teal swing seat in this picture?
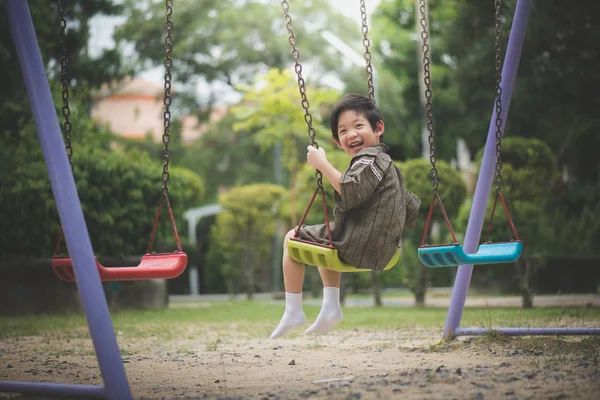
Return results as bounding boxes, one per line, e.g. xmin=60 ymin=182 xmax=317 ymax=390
xmin=418 ymin=241 xmax=522 ymax=268
xmin=418 ymin=191 xmax=523 ymax=268
xmin=415 ymin=3 xmax=523 ymax=270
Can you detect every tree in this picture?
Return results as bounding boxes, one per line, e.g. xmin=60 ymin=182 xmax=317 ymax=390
xmin=114 ymin=0 xmax=359 ymax=114
xmin=231 ymin=68 xmax=338 ymax=226
xmin=0 ymin=0 xmax=130 ymax=136
xmin=456 ymin=137 xmax=559 ymax=308
xmin=0 ymin=114 xmax=204 ymax=259
xmin=370 ymin=0 xmax=463 ymax=161
xmin=396 ymin=158 xmax=467 ymax=306
xmin=442 ymin=0 xmax=600 ymax=215
xmin=210 ymin=184 xmax=287 ymax=299
xmin=178 ymin=112 xmax=274 ymax=204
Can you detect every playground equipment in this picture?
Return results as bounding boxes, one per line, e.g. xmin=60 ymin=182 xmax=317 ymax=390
xmin=50 ymin=1 xmax=187 ymax=282
xmin=0 ymin=0 xmax=178 ymax=397
xmin=281 ymin=0 xmax=400 ymax=272
xmin=412 ymin=0 xmax=599 ymax=339
xmin=416 ymin=0 xmax=523 ymax=269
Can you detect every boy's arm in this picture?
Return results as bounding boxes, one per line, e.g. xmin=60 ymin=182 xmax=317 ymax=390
xmin=317 ymin=162 xmax=342 ymax=194
xmin=306 ymin=146 xmax=342 ymax=194
xmin=404 ymin=189 xmax=421 ymax=229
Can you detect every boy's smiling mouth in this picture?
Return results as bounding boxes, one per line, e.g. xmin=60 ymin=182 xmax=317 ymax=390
xmin=350 ymin=141 xmax=364 ymax=149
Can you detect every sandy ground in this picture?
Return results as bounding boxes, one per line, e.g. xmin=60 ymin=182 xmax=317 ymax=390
xmin=1 ymin=321 xmax=599 ymax=400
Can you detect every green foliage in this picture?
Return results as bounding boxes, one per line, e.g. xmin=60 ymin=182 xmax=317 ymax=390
xmin=476 ymin=137 xmax=558 ymax=201
xmin=232 ymin=69 xmax=338 ymax=171
xmin=232 ymin=68 xmax=338 ymax=224
xmin=393 ymin=158 xmax=467 ymax=298
xmin=370 ymin=0 xmax=464 ymax=160
xmin=180 ymin=113 xmax=274 ymax=203
xmin=210 ymin=184 xmax=287 ymax=297
xmin=115 ymin=0 xmax=357 ymax=113
xmin=0 ymin=0 xmax=130 ymax=138
xmin=458 ymin=137 xmax=558 ymax=251
xmin=442 ymin=0 xmax=600 ymax=207
xmin=0 ymin=120 xmax=204 ymax=259
xmin=396 ymin=158 xmax=467 ymax=220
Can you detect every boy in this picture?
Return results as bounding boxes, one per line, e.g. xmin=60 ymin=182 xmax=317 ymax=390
xmin=270 ymin=94 xmax=420 ymax=339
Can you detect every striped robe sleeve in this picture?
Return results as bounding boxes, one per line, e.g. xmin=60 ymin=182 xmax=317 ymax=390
xmin=404 ymin=189 xmax=421 ymax=229
xmin=335 ymin=154 xmax=390 ymax=212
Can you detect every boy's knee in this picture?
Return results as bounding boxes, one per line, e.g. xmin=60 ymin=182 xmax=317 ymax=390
xmin=284 ymin=229 xmax=296 ymax=244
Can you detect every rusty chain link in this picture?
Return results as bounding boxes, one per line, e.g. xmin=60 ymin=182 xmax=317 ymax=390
xmin=493 ymin=0 xmax=504 ymax=193
xmin=280 ymin=0 xmax=324 ymax=190
xmin=418 ymin=0 xmax=438 ymax=194
xmin=57 ymin=0 xmax=73 ymax=172
xmin=162 ymin=0 xmax=174 ymax=195
xmin=360 ymin=0 xmax=375 ymax=103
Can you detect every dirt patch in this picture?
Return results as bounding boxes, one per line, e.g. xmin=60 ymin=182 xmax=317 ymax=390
xmin=1 ymin=325 xmax=599 ymax=399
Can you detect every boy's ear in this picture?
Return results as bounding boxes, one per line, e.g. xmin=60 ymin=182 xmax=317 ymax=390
xmin=375 ymin=120 xmax=385 ymax=138
xmin=334 ymin=138 xmax=343 ymax=149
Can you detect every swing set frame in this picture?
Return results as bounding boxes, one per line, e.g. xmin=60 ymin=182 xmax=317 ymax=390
xmin=414 ymin=0 xmax=600 ymax=339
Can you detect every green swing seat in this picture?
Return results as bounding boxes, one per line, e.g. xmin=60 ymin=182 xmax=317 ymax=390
xmin=288 ymin=238 xmax=400 ymax=273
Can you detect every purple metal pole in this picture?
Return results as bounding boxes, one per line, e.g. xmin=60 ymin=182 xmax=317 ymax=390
xmin=455 ymin=327 xmax=600 ymax=336
xmin=3 ymin=1 xmax=132 ymax=399
xmin=443 ymin=0 xmax=533 ymax=340
xmin=0 ymin=382 xmax=105 ymax=398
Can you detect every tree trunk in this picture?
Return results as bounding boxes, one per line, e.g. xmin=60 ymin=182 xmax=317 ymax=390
xmin=414 ymin=289 xmax=426 ymax=307
xmin=517 ymin=258 xmax=534 ymax=309
xmin=243 ymin=244 xmax=255 ymax=300
xmin=371 ymin=271 xmax=382 ymax=307
xmin=414 ymin=263 xmax=428 ymax=307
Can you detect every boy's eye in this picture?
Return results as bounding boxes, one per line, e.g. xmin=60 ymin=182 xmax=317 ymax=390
xmin=339 ymin=130 xmax=347 ymax=136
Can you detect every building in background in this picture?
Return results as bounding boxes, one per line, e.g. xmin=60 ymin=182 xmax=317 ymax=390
xmin=91 ymin=77 xmax=227 ymax=145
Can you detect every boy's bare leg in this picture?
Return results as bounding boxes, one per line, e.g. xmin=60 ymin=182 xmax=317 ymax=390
xmin=270 ymin=230 xmax=307 ymax=339
xmin=305 ymin=268 xmax=343 ymax=335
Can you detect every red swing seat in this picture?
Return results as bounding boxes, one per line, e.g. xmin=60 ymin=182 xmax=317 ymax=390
xmin=52 ymin=193 xmax=188 ymax=282
xmin=52 ymin=252 xmax=188 ymax=282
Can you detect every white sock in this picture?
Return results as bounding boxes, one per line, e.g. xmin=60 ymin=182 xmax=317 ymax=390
xmin=270 ymin=292 xmax=307 ymax=339
xmin=305 ymin=286 xmax=343 ymax=335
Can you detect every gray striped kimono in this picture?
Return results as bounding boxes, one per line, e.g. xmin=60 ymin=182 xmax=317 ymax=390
xmin=297 ymin=143 xmax=421 ymax=271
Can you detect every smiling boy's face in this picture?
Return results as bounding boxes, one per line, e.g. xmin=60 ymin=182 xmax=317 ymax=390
xmin=334 ymin=110 xmax=384 ymax=157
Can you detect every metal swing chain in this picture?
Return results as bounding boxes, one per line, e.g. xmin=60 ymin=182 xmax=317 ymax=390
xmin=281 ymin=0 xmax=324 ymax=191
xmin=57 ymin=0 xmax=73 ymax=172
xmin=493 ymin=0 xmax=504 ymax=193
xmin=148 ymin=0 xmax=184 ymax=254
xmin=161 ymin=0 xmax=174 ymax=195
xmin=418 ymin=0 xmax=438 ymax=195
xmin=359 ymin=0 xmax=375 ymax=102
xmin=53 ymin=0 xmax=74 ymax=256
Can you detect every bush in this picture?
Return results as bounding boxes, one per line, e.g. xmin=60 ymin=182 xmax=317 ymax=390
xmin=210 ymin=183 xmax=287 ymax=297
xmin=0 ymin=131 xmax=204 ymax=259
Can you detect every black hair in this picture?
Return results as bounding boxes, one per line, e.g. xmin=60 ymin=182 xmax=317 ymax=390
xmin=330 ymin=94 xmax=384 ymax=142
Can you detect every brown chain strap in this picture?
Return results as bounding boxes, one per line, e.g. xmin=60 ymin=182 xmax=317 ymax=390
xmin=359 ymin=0 xmax=375 ymax=102
xmin=57 ymin=0 xmax=73 ymax=172
xmin=161 ymin=0 xmax=174 ymax=195
xmin=54 ymin=1 xmax=73 ymax=256
xmin=418 ymin=0 xmax=438 ymax=195
xmin=493 ymin=0 xmax=504 ymax=193
xmin=280 ymin=0 xmax=324 ymax=191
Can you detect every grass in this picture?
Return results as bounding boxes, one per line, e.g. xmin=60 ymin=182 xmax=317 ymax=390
xmin=1 ymin=300 xmax=600 ymax=341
